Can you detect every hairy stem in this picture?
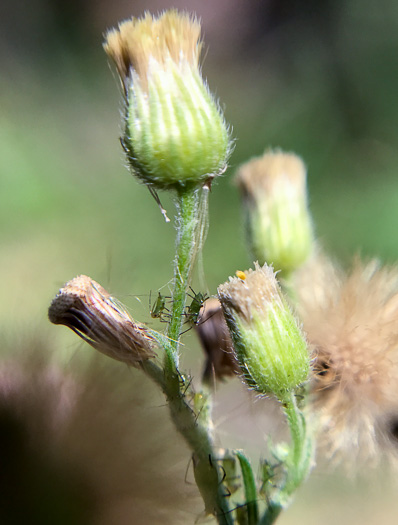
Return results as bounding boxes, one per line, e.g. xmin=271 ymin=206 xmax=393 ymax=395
xmin=148 ymin=186 xmax=232 ymax=524
xmin=166 ymin=188 xmax=201 ymax=371
xmin=260 ymin=391 xmax=313 ymax=525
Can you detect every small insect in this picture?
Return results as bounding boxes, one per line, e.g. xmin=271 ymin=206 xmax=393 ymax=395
xmin=218 ymin=449 xmax=240 ymax=496
xmin=149 ymin=291 xmax=170 ymax=322
xmin=184 ymin=287 xmax=208 ymax=326
xmin=235 ymin=270 xmax=246 ymax=280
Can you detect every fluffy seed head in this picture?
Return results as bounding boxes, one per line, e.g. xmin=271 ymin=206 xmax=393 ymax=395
xmin=48 ymin=275 xmax=156 ymax=366
xmin=295 ymin=255 xmax=398 ymax=465
xmin=0 ymin=341 xmax=198 ymax=524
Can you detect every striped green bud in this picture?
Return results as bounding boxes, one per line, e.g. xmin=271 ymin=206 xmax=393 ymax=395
xmin=218 ymin=263 xmax=310 ymax=401
xmin=104 ymin=11 xmax=231 ymax=191
xmin=236 ymin=151 xmax=313 ymax=274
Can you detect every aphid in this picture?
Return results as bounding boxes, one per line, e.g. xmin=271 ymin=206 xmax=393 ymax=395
xmin=149 ymin=291 xmax=170 ymax=322
xmin=235 ymin=270 xmax=246 ymax=280
xmin=184 ymin=287 xmax=208 ymax=326
xmin=193 ymin=453 xmax=234 ymax=517
xmin=217 ymin=449 xmax=240 ymax=496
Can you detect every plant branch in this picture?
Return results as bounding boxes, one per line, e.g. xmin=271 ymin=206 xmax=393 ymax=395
xmin=145 ymin=186 xmax=233 ymax=524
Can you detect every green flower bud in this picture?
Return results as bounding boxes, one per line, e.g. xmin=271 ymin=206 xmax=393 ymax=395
xmin=236 ymin=151 xmax=314 ymax=274
xmin=104 ymin=11 xmax=231 ymax=191
xmin=218 ymin=263 xmax=310 ymax=401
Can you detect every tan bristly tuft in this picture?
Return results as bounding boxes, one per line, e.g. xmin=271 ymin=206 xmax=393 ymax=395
xmin=236 ymin=149 xmax=306 ymax=197
xmin=218 ymin=263 xmax=283 ymax=325
xmin=218 ymin=263 xmax=309 ymax=399
xmin=48 ymin=275 xmax=156 ymax=366
xmin=104 ymin=11 xmax=202 ymax=92
xmin=295 ymin=255 xmax=398 ymax=465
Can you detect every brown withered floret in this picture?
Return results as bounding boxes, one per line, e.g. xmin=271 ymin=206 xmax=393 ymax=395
xmin=48 ymin=275 xmax=156 ymax=366
xmin=194 ymin=298 xmax=239 ymax=383
xmin=103 ymin=11 xmax=202 ymax=94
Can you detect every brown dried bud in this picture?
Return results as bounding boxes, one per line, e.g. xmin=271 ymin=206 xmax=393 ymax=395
xmin=48 ymin=275 xmax=156 ymax=366
xmin=194 ymin=298 xmax=239 ymax=383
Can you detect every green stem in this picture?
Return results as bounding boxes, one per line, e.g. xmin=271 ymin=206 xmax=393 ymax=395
xmin=259 ymin=391 xmax=313 ymax=525
xmin=166 ymin=188 xmax=201 ymax=371
xmin=283 ymin=392 xmax=306 ymax=484
xmin=142 ymin=358 xmax=232 ymax=523
xmin=148 ymin=186 xmax=232 ymax=524
xmin=139 ymin=359 xmax=165 ymax=390
xmin=259 ymin=503 xmax=282 ymax=525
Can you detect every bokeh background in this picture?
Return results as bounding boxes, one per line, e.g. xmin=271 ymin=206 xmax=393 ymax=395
xmin=2 ymin=0 xmax=398 ymax=523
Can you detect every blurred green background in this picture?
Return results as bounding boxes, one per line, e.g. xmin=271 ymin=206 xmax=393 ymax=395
xmin=2 ymin=0 xmax=398 ymax=522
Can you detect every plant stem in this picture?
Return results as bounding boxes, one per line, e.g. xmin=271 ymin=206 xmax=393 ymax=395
xmin=259 ymin=391 xmax=313 ymax=525
xmin=150 ymin=186 xmax=232 ymax=524
xmin=166 ymin=187 xmax=201 ymax=372
xmin=283 ymin=392 xmax=307 ymax=485
xmin=259 ymin=503 xmax=282 ymax=525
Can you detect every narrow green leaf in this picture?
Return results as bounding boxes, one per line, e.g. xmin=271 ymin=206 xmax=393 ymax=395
xmin=236 ymin=451 xmax=259 ymax=525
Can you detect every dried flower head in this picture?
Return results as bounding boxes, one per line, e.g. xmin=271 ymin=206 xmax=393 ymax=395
xmin=218 ymin=263 xmax=310 ymax=401
xmin=194 ymin=298 xmax=239 ymax=383
xmin=104 ymin=10 xmax=231 ymax=190
xmin=295 ymin=255 xmax=398 ymax=465
xmin=236 ymin=150 xmax=313 ymax=274
xmin=104 ymin=11 xmax=202 ymax=94
xmin=48 ymin=275 xmax=156 ymax=366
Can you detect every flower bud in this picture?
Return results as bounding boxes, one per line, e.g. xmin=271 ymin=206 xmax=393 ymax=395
xmin=236 ymin=150 xmax=313 ymax=274
xmin=48 ymin=275 xmax=157 ymax=366
xmin=194 ymin=298 xmax=239 ymax=383
xmin=104 ymin=11 xmax=231 ymax=191
xmin=218 ymin=263 xmax=309 ymax=400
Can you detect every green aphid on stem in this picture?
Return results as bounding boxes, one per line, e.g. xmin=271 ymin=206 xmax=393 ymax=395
xmin=259 ymin=460 xmax=278 ymax=496
xmin=150 ymin=291 xmax=171 ymax=322
xmin=217 ymin=450 xmax=241 ymax=497
xmin=184 ymin=287 xmax=208 ymax=326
